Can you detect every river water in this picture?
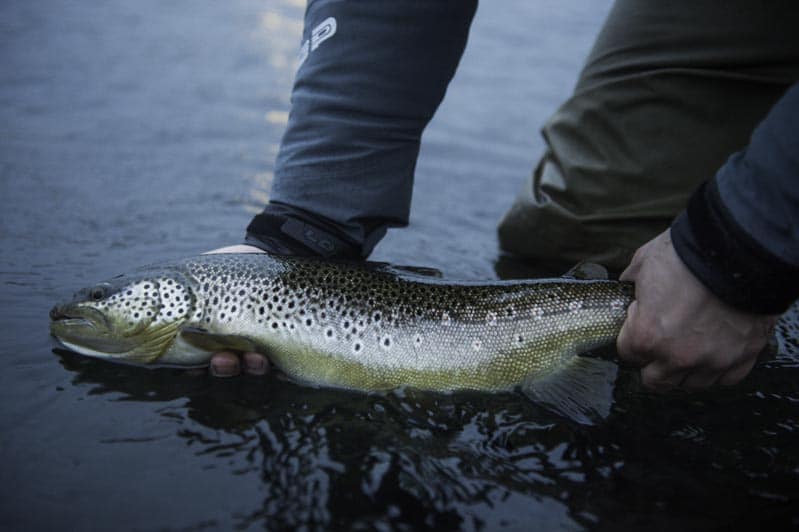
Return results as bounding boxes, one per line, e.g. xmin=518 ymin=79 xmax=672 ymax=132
xmin=2 ymin=1 xmax=798 ymax=530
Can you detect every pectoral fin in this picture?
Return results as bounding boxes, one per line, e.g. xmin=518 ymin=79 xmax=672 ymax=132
xmin=520 ymin=356 xmax=618 ymax=425
xmin=179 ymin=327 xmax=262 ymax=353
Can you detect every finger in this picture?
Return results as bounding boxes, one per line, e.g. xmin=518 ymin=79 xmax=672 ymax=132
xmin=616 ymin=301 xmax=651 ymax=367
xmin=640 ymin=362 xmax=688 ymax=393
xmin=210 ymin=351 xmax=241 ymax=377
xmin=242 ymin=352 xmax=269 ymax=376
xmin=718 ymin=357 xmax=757 ymax=386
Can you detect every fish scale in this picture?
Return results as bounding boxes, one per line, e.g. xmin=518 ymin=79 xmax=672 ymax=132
xmin=169 ymin=254 xmax=633 ymax=391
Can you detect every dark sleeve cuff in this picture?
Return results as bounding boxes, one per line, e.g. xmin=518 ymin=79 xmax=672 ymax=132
xmin=245 ymin=203 xmax=365 ymax=260
xmin=671 ymin=180 xmax=799 ymax=314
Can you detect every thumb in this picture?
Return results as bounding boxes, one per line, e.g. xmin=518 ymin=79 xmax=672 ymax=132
xmin=619 ymin=253 xmax=641 ymax=282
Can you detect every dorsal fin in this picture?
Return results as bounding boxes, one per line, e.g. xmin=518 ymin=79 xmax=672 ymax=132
xmin=562 ymin=261 xmax=609 ymax=280
xmin=372 ymin=263 xmax=444 ymax=278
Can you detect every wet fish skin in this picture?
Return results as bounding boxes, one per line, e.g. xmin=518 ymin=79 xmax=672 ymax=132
xmin=50 ymin=253 xmax=633 ymax=392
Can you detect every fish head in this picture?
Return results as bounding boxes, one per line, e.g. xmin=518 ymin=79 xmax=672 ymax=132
xmin=50 ymin=268 xmax=199 ymax=364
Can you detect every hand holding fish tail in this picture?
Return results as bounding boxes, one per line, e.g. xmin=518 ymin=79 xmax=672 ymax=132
xmin=616 ymin=230 xmax=778 ymax=391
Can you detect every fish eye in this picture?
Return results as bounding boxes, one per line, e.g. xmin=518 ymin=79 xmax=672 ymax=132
xmin=90 ymin=287 xmax=106 ymax=301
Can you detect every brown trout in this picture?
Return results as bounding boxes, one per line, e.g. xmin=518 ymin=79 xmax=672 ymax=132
xmin=50 ymin=253 xmax=634 ymax=421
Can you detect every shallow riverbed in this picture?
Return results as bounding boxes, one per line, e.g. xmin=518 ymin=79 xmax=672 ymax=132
xmin=2 ymin=1 xmax=798 ymax=530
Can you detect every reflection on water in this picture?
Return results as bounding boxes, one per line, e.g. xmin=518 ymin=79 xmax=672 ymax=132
xmin=49 ymin=303 xmax=799 ymax=531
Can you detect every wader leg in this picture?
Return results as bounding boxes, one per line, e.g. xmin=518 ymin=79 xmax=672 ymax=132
xmin=498 ymin=0 xmax=799 ymax=270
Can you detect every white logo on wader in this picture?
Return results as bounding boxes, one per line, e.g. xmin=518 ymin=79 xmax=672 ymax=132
xmin=297 ymin=17 xmax=337 ymax=68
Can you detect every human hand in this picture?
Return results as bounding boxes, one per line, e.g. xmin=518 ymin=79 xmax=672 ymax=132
xmin=203 ymin=244 xmax=271 ymax=377
xmin=616 ymin=230 xmax=777 ymax=391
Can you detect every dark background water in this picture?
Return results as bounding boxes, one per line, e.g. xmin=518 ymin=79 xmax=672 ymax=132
xmin=2 ymin=1 xmax=798 ymax=530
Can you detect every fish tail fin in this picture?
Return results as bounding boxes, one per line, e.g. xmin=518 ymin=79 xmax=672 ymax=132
xmin=520 ymin=355 xmax=618 ymax=425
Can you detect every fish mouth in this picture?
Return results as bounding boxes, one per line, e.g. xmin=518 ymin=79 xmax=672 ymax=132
xmin=50 ymin=304 xmax=109 ymax=329
xmin=49 ymin=304 xmax=129 ymax=355
xmin=53 ymin=317 xmax=93 ymax=327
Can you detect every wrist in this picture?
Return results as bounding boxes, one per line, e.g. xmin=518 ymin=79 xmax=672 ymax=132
xmin=671 ymin=180 xmax=798 ymax=314
xmin=246 ymin=203 xmax=363 ymax=259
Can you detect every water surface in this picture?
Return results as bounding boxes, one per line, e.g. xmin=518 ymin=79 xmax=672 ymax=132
xmin=2 ymin=1 xmax=798 ymax=530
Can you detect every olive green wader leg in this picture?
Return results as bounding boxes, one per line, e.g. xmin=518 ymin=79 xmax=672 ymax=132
xmin=498 ymin=0 xmax=799 ymax=270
